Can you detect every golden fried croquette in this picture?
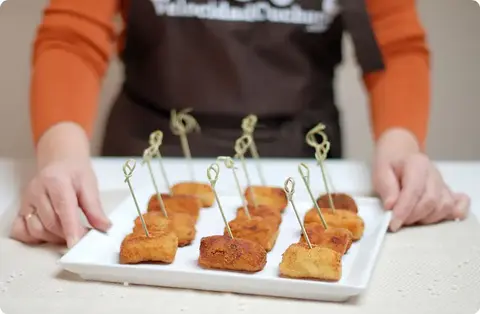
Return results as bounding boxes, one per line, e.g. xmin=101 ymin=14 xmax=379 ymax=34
xmin=168 ymin=213 xmax=196 ymax=246
xmin=171 ymin=182 xmax=215 ymax=208
xmin=147 ymin=194 xmax=201 ymax=221
xmin=304 ymin=208 xmax=365 ymax=241
xmin=225 ymin=216 xmax=279 ymax=252
xmin=279 ymin=243 xmax=342 ymax=281
xmin=198 ymin=235 xmax=267 ymax=272
xmin=133 ymin=211 xmax=196 ymax=247
xmin=133 ymin=212 xmax=171 ymax=232
xmin=244 ymin=186 xmax=288 ymax=213
xmin=119 ymin=231 xmax=178 ymax=264
xmin=317 ymin=193 xmax=358 ymax=213
xmin=300 ymin=223 xmax=353 ymax=254
xmin=235 ymin=205 xmax=282 ymax=229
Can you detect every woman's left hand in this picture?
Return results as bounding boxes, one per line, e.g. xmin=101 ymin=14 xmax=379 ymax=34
xmin=372 ymin=128 xmax=470 ymax=232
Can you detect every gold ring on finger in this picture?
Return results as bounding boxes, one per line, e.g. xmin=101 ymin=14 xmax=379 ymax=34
xmin=24 ymin=207 xmax=38 ymax=221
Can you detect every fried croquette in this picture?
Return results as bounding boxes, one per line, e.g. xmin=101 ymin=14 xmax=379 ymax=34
xmin=279 ymin=243 xmax=342 ymax=281
xmin=317 ymin=193 xmax=358 ymax=213
xmin=119 ymin=231 xmax=178 ymax=264
xmin=147 ymin=194 xmax=201 ymax=221
xmin=198 ymin=235 xmax=267 ymax=272
xmin=171 ymin=182 xmax=215 ymax=208
xmin=244 ymin=186 xmax=288 ymax=213
xmin=304 ymin=208 xmax=365 ymax=241
xmin=300 ymin=223 xmax=353 ymax=254
xmin=225 ymin=216 xmax=279 ymax=252
xmin=133 ymin=211 xmax=196 ymax=247
xmin=235 ymin=205 xmax=282 ymax=229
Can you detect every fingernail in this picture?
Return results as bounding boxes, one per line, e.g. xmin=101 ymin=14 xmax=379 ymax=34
xmin=101 ymin=219 xmax=112 ymax=232
xmin=384 ymin=197 xmax=395 ymax=209
xmin=389 ymin=219 xmax=402 ymax=232
xmin=94 ymin=223 xmax=112 ymax=235
xmin=67 ymin=236 xmax=80 ymax=249
xmin=455 ymin=208 xmax=468 ymax=220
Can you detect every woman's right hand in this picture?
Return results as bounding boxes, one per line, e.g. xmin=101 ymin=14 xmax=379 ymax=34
xmin=10 ymin=123 xmax=111 ymax=248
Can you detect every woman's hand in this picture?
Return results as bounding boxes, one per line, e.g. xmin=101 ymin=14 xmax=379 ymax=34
xmin=372 ymin=128 xmax=470 ymax=232
xmin=9 ymin=123 xmax=111 ymax=248
xmin=11 ymin=160 xmax=111 ymax=248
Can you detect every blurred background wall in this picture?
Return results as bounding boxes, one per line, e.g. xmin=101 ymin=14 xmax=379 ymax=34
xmin=0 ymin=0 xmax=478 ymax=161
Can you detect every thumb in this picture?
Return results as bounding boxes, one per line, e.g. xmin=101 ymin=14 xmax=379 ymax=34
xmin=373 ymin=162 xmax=400 ymax=210
xmin=77 ymin=175 xmax=111 ymax=232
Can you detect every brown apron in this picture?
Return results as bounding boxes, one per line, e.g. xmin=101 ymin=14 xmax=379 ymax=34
xmin=101 ymin=0 xmax=383 ymax=158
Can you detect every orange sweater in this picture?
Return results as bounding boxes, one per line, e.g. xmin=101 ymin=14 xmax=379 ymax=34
xmin=30 ymin=0 xmax=430 ymax=147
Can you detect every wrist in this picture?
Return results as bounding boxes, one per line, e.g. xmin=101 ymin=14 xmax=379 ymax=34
xmin=375 ymin=128 xmax=422 ymax=160
xmin=36 ymin=122 xmax=91 ymax=169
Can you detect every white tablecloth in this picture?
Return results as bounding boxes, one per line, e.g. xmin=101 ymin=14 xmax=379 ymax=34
xmin=1 ymin=158 xmax=479 ymax=314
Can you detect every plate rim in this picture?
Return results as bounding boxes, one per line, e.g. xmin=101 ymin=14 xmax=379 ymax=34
xmin=59 ymin=190 xmax=391 ymax=301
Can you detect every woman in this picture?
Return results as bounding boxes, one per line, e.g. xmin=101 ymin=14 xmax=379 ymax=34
xmin=10 ymin=0 xmax=470 ymax=248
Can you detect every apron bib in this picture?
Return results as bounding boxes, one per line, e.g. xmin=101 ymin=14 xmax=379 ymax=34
xmin=101 ymin=0 xmax=383 ymax=158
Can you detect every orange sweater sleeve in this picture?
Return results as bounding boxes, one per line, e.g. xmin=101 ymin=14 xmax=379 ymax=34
xmin=364 ymin=0 xmax=430 ymax=147
xmin=30 ymin=0 xmax=119 ymax=145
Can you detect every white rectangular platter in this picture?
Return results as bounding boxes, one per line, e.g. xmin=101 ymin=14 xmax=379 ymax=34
xmin=60 ymin=183 xmax=391 ymax=302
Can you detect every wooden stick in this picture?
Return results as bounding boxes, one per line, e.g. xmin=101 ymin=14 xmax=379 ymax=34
xmin=123 ymin=159 xmax=149 ymax=237
xmin=218 ymin=156 xmax=251 ymax=220
xmin=207 ymin=163 xmax=234 ymax=239
xmin=170 ymin=109 xmax=200 ymax=181
xmin=325 ymin=164 xmax=336 ymax=193
xmin=284 ymin=177 xmax=312 ymax=249
xmin=241 ymin=114 xmax=266 ymax=186
xmin=143 ymin=147 xmax=168 ymax=218
xmin=315 ymin=142 xmax=336 ymax=213
xmin=305 ymin=123 xmax=336 ymax=192
xmin=234 ymin=134 xmax=258 ymax=208
xmin=148 ymin=130 xmax=172 ymax=195
xmin=298 ymin=163 xmax=328 ymax=229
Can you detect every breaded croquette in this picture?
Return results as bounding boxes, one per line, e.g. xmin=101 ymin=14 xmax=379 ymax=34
xmin=171 ymin=182 xmax=215 ymax=208
xmin=304 ymin=208 xmax=365 ymax=241
xmin=133 ymin=211 xmax=196 ymax=247
xmin=316 ymin=193 xmax=358 ymax=213
xmin=147 ymin=194 xmax=201 ymax=221
xmin=235 ymin=205 xmax=282 ymax=229
xmin=300 ymin=223 xmax=353 ymax=254
xmin=119 ymin=231 xmax=178 ymax=264
xmin=198 ymin=235 xmax=267 ymax=272
xmin=279 ymin=243 xmax=342 ymax=281
xmin=225 ymin=216 xmax=279 ymax=252
xmin=244 ymin=186 xmax=288 ymax=213
xmin=133 ymin=212 xmax=171 ymax=232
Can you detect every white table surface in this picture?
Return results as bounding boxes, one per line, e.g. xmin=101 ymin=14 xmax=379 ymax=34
xmin=0 ymin=157 xmax=480 ymax=313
